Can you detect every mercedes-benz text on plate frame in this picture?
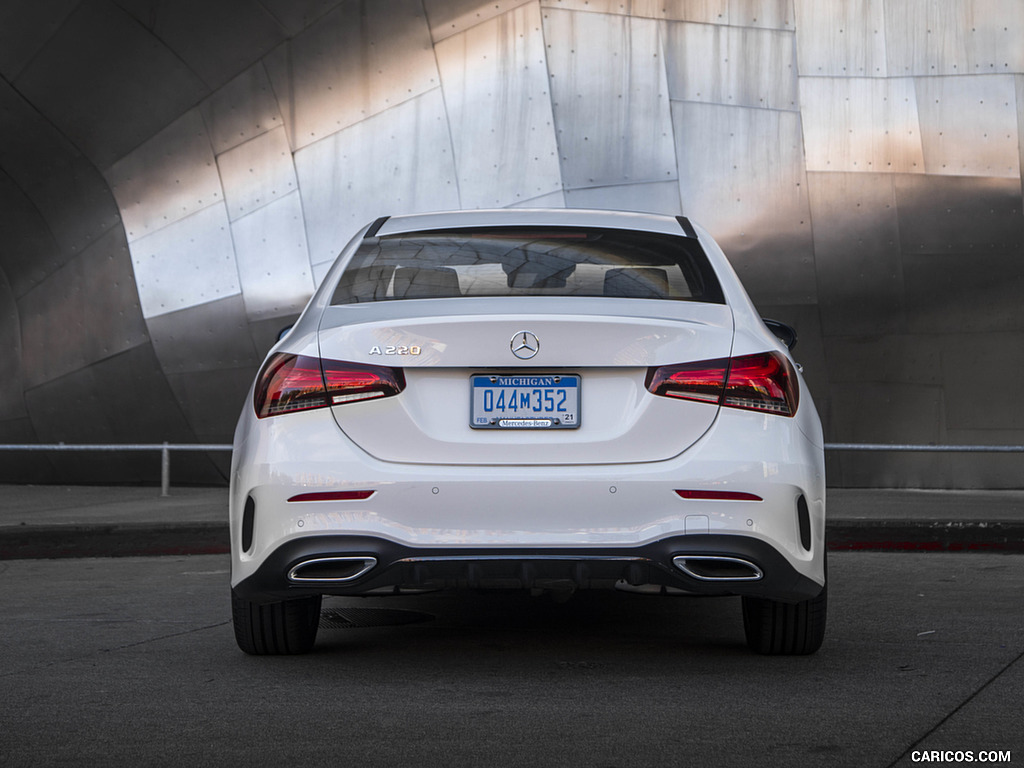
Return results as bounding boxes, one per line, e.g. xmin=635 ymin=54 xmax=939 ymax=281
xmin=510 ymin=330 xmax=539 ymax=359
xmin=229 ymin=209 xmax=828 ymax=657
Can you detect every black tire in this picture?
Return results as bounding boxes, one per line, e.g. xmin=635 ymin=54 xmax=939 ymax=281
xmin=232 ymin=590 xmax=322 ymax=655
xmin=741 ymin=572 xmax=827 ymax=656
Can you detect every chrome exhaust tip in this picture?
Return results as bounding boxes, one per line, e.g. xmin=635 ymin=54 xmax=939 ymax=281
xmin=672 ymin=555 xmax=763 ymax=582
xmin=288 ymin=556 xmax=377 ymax=583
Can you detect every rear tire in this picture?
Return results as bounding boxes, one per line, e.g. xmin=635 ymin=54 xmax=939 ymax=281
xmin=741 ymin=571 xmax=827 ymax=656
xmin=232 ymin=590 xmax=322 ymax=655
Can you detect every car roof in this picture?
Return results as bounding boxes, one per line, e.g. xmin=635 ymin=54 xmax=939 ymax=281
xmin=372 ymin=209 xmax=696 ymax=239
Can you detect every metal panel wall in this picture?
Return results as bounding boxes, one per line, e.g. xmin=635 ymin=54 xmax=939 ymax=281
xmin=17 ymin=226 xmax=149 ymax=389
xmin=564 ymin=181 xmax=682 ymax=214
xmin=295 ymin=89 xmax=460 ymax=269
xmin=915 ymin=75 xmax=1019 ymax=177
xmin=199 ymin=63 xmax=284 ymax=156
xmin=11 ymin=0 xmax=208 ymax=169
xmin=673 ymin=101 xmax=816 ymax=305
xmin=794 ymin=0 xmax=888 ymax=77
xmin=150 ymin=0 xmax=286 ymax=91
xmin=106 ymin=110 xmax=224 ymax=243
xmin=231 ymin=191 xmax=314 ymax=320
xmin=259 ymin=0 xmax=347 ymax=37
xmin=425 ymin=0 xmax=536 ymax=41
xmin=128 ymin=203 xmax=241 ymax=318
xmin=264 ymin=0 xmax=439 ymax=151
xmin=663 ymin=21 xmax=798 ymax=111
xmin=800 ymin=77 xmax=926 ymax=173
xmin=805 ymin=171 xmax=905 ymax=337
xmin=562 ymin=0 xmax=796 ymax=29
xmin=146 ymin=295 xmax=261 ymax=376
xmin=435 ymin=2 xmax=562 ymax=208
xmin=883 ymin=0 xmax=1024 ymax=76
xmin=543 ymin=9 xmax=677 ymax=190
xmin=218 ymin=126 xmax=298 ymax=221
xmin=2 ymin=0 xmax=1023 ymax=487
xmin=0 ymin=269 xmax=27 ymax=423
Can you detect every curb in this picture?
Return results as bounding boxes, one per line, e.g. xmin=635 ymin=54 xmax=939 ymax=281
xmin=2 ymin=521 xmax=1023 ymax=560
xmin=0 ymin=522 xmax=229 ymax=560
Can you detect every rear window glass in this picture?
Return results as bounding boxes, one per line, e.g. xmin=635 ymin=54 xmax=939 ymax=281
xmin=330 ymin=227 xmax=724 ymax=305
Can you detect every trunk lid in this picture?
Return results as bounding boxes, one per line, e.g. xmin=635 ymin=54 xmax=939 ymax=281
xmin=317 ymin=299 xmax=733 ymax=465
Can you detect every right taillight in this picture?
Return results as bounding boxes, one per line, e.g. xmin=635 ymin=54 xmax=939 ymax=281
xmin=254 ymin=353 xmax=405 ymax=418
xmin=646 ymin=351 xmax=798 ymax=417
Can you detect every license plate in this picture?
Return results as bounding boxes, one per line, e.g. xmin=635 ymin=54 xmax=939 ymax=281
xmin=470 ymin=374 xmax=581 ymax=429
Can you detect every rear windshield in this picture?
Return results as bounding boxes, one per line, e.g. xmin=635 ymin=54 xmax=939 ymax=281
xmin=330 ymin=227 xmax=724 ymax=305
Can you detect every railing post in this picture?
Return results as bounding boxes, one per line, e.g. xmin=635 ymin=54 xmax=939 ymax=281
xmin=160 ymin=442 xmax=170 ymax=497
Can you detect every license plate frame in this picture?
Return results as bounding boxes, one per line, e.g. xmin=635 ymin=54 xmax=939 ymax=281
xmin=470 ymin=374 xmax=581 ymax=429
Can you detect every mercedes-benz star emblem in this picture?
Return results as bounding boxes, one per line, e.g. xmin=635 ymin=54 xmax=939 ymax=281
xmin=510 ymin=331 xmax=540 ymax=360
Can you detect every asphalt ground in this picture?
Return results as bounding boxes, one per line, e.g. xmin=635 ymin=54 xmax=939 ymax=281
xmin=1 ymin=551 xmax=1022 ymax=767
xmin=1 ymin=485 xmax=1024 ymax=558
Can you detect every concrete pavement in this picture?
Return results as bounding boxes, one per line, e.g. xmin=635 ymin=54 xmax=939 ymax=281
xmin=1 ymin=484 xmax=1023 ymax=559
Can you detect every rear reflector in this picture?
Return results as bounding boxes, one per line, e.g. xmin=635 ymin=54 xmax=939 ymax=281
xmin=646 ymin=351 xmax=798 ymax=417
xmin=254 ymin=353 xmax=404 ymax=418
xmin=675 ymin=490 xmax=763 ymax=502
xmin=288 ymin=490 xmax=376 ymax=502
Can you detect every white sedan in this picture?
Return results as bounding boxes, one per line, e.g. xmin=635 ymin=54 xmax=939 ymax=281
xmin=229 ymin=209 xmax=827 ymax=655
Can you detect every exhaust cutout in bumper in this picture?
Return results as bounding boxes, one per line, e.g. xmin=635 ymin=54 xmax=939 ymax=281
xmin=672 ymin=555 xmax=763 ymax=581
xmin=288 ymin=556 xmax=377 ymax=583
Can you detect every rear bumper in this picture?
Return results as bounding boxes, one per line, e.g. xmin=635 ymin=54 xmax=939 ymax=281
xmin=230 ymin=401 xmax=827 ymax=594
xmin=232 ymin=533 xmax=824 ymax=604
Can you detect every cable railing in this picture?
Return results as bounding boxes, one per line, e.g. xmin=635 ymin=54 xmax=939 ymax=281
xmin=0 ymin=443 xmax=232 ymax=497
xmin=0 ymin=442 xmax=1022 ymax=495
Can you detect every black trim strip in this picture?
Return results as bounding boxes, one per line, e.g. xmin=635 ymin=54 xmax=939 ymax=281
xmin=676 ymin=216 xmax=698 ymax=239
xmin=363 ymin=216 xmax=390 ymax=238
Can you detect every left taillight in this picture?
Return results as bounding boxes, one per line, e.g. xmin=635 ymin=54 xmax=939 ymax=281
xmin=254 ymin=353 xmax=405 ymax=418
xmin=646 ymin=351 xmax=799 ymax=417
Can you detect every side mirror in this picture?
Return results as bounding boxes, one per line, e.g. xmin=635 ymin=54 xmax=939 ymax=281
xmin=277 ymin=324 xmax=294 ymax=342
xmin=762 ymin=318 xmax=797 ymax=351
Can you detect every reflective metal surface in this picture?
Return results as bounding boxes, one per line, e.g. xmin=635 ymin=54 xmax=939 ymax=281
xmin=218 ymin=126 xmax=298 ymax=222
xmin=199 ymin=64 xmax=284 ymax=155
xmin=663 ymin=21 xmax=798 ymax=111
xmin=106 ymin=109 xmax=224 ymax=243
xmin=231 ymin=191 xmax=314 ymax=320
xmin=263 ymin=0 xmax=439 ymax=151
xmin=17 ymin=227 xmax=148 ymax=389
xmin=544 ymin=10 xmax=677 ymax=189
xmin=128 ymin=203 xmax=241 ymax=318
xmin=435 ymin=2 xmax=561 ymax=208
xmin=294 ymin=89 xmax=460 ymax=270
xmin=799 ymin=77 xmax=926 ymax=174
xmin=12 ymin=0 xmax=207 ymax=169
xmin=672 ymin=101 xmax=816 ymax=306
xmin=0 ymin=0 xmax=1022 ymax=487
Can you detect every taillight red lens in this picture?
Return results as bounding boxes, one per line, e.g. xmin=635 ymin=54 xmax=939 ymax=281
xmin=321 ymin=358 xmax=405 ymax=406
xmin=723 ymin=352 xmax=798 ymax=416
xmin=644 ymin=358 xmax=728 ymax=404
xmin=646 ymin=351 xmax=798 ymax=417
xmin=254 ymin=354 xmax=328 ymax=417
xmin=254 ymin=353 xmax=405 ymax=418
